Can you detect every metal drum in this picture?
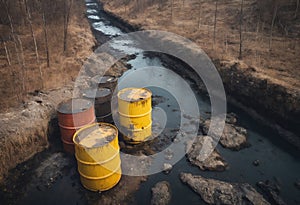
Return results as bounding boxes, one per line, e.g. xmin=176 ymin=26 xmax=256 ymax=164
xmin=82 ymin=88 xmax=113 ymax=123
xmin=57 ymin=98 xmax=95 ymax=154
xmin=73 ymin=123 xmax=121 ymax=191
xmin=117 ymin=88 xmax=152 ymax=144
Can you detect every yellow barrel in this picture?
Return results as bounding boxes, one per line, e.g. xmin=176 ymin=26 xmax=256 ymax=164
xmin=118 ymin=88 xmax=152 ymax=143
xmin=73 ymin=123 xmax=121 ymax=191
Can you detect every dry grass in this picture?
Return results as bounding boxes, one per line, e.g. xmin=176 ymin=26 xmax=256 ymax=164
xmin=0 ymin=0 xmax=96 ymax=111
xmin=101 ymin=0 xmax=300 ymax=90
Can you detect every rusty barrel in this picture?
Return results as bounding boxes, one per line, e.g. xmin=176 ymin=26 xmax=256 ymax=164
xmin=57 ymin=98 xmax=95 ymax=154
xmin=118 ymin=88 xmax=152 ymax=144
xmin=73 ymin=123 xmax=121 ymax=191
xmin=91 ymin=75 xmax=118 ymax=92
xmin=82 ymin=88 xmax=113 ymax=123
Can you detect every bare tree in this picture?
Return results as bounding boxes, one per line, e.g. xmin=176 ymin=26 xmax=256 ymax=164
xmin=63 ymin=0 xmax=73 ymax=53
xmin=24 ymin=0 xmax=44 ymax=89
xmin=3 ymin=0 xmax=21 ymax=66
xmin=213 ymin=0 xmax=218 ymax=48
xmin=42 ymin=12 xmax=50 ymax=67
xmin=16 ymin=35 xmax=26 ymax=91
xmin=171 ymin=0 xmax=174 ymax=21
xmin=295 ymin=0 xmax=299 ymax=18
xmin=239 ymin=0 xmax=244 ymax=59
xmin=2 ymin=40 xmax=11 ymax=66
xmin=269 ymin=0 xmax=279 ymax=51
xmin=198 ymin=1 xmax=202 ymax=29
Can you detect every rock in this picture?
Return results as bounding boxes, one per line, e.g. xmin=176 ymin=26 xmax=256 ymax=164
xmin=180 ymin=172 xmax=270 ymax=205
xmin=202 ymin=117 xmax=248 ymax=150
xmin=253 ymin=159 xmax=260 ymax=166
xmin=257 ymin=180 xmax=286 ymax=205
xmin=151 ymin=181 xmax=171 ymax=205
xmin=225 ymin=113 xmax=237 ymax=124
xmin=186 ymin=136 xmax=227 ymax=171
xmin=164 ymin=148 xmax=173 ymax=160
xmin=162 ymin=163 xmax=172 ymax=174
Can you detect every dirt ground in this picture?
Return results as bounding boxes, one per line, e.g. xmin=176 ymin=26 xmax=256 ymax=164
xmin=100 ymin=0 xmax=300 ymax=91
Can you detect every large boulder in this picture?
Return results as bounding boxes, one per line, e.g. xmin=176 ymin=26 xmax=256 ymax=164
xmin=186 ymin=136 xmax=227 ymax=171
xmin=180 ymin=172 xmax=270 ymax=205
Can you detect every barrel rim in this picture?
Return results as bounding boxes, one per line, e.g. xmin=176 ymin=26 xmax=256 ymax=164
xmin=117 ymin=87 xmax=152 ymax=102
xmin=79 ymin=166 xmax=121 ymax=180
xmin=82 ymin=87 xmax=112 ymax=99
xmin=57 ymin=98 xmax=94 ymax=114
xmin=92 ymin=75 xmax=118 ymax=84
xmin=59 ymin=117 xmax=96 ymax=130
xmin=73 ymin=122 xmax=118 ymax=149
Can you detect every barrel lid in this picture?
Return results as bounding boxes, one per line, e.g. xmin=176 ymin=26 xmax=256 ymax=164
xmin=118 ymin=87 xmax=152 ymax=102
xmin=74 ymin=123 xmax=117 ymax=148
xmin=57 ymin=98 xmax=93 ymax=114
xmin=92 ymin=75 xmax=117 ymax=84
xmin=82 ymin=88 xmax=111 ymax=99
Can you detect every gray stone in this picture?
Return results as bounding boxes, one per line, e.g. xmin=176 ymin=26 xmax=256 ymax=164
xmin=180 ymin=172 xmax=270 ymax=205
xmin=151 ymin=181 xmax=171 ymax=205
xmin=162 ymin=163 xmax=172 ymax=174
xmin=186 ymin=136 xmax=227 ymax=171
xmin=253 ymin=159 xmax=260 ymax=166
xmin=202 ymin=116 xmax=248 ymax=150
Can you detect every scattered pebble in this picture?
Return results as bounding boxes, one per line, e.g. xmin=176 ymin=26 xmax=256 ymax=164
xmin=253 ymin=160 xmax=260 ymax=166
xmin=162 ymin=163 xmax=172 ymax=174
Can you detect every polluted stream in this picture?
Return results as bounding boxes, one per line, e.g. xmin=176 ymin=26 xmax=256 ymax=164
xmin=0 ymin=0 xmax=300 ymax=204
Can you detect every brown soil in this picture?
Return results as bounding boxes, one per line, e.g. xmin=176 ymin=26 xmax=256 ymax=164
xmin=100 ymin=0 xmax=300 ymax=91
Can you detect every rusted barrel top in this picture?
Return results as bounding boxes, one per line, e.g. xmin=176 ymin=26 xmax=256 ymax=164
xmin=91 ymin=75 xmax=118 ymax=90
xmin=118 ymin=87 xmax=152 ymax=102
xmin=82 ymin=88 xmax=111 ymax=98
xmin=82 ymin=88 xmax=112 ymax=104
xmin=57 ymin=98 xmax=93 ymax=114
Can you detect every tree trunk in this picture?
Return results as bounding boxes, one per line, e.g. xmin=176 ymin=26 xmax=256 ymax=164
xmin=64 ymin=0 xmax=73 ymax=53
xmin=25 ymin=0 xmax=44 ymax=89
xmin=3 ymin=40 xmax=11 ymax=66
xmin=269 ymin=1 xmax=278 ymax=51
xmin=171 ymin=0 xmax=174 ymax=21
xmin=16 ymin=35 xmax=25 ymax=66
xmin=198 ymin=1 xmax=202 ymax=29
xmin=3 ymin=0 xmax=21 ymax=66
xmin=239 ymin=0 xmax=244 ymax=59
xmin=16 ymin=35 xmax=26 ymax=92
xmin=295 ymin=0 xmax=299 ymax=18
xmin=213 ymin=0 xmax=218 ymax=48
xmin=43 ymin=12 xmax=50 ymax=67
